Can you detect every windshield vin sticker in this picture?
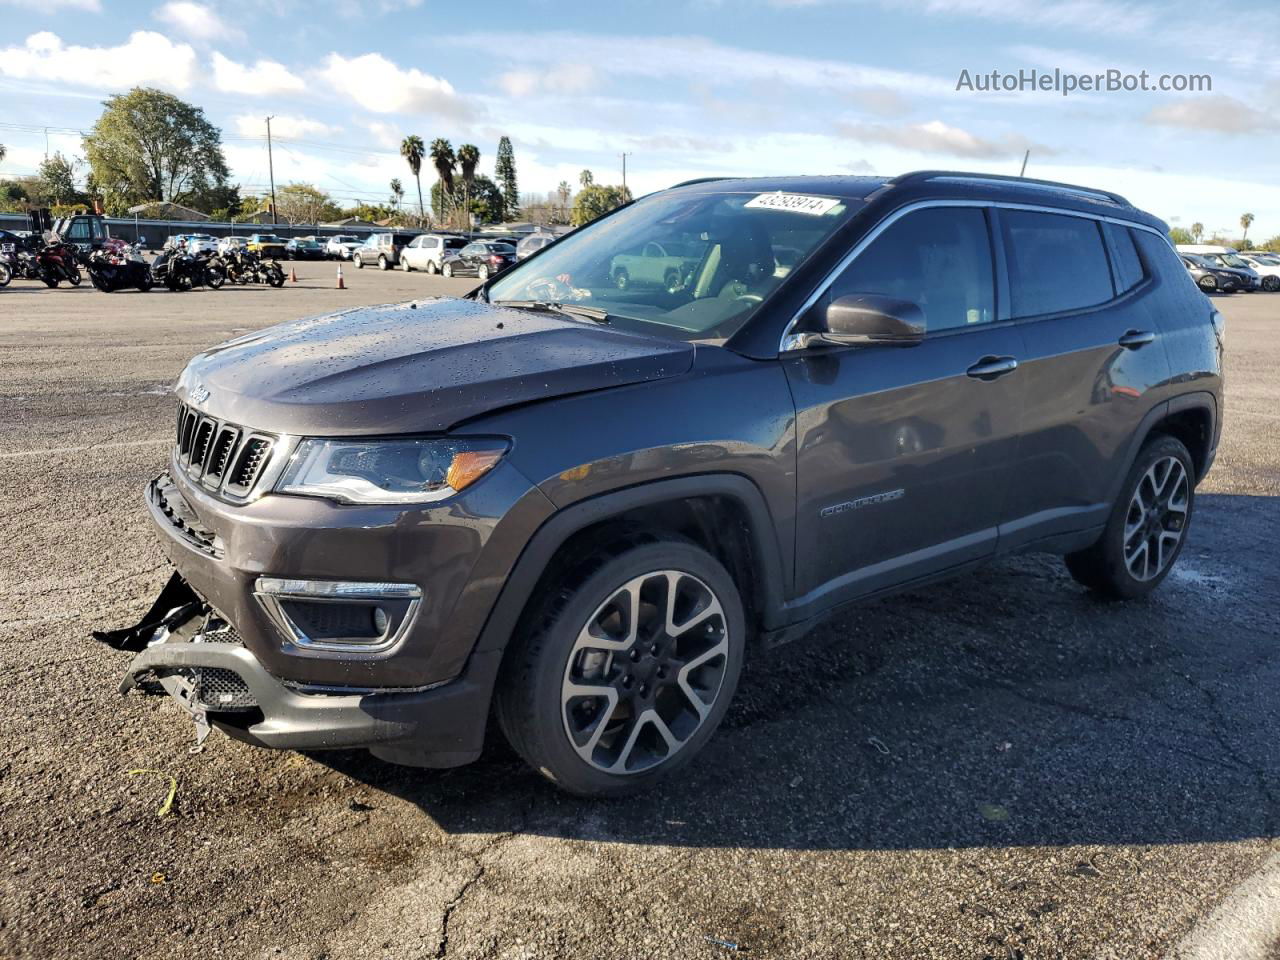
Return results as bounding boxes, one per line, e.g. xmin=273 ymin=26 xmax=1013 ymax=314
xmin=745 ymin=193 xmax=841 ymax=216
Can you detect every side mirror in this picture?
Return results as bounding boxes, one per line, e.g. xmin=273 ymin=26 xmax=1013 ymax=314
xmin=799 ymin=293 xmax=925 ymax=349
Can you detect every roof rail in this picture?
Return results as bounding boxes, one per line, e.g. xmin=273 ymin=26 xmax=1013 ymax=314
xmin=668 ymin=176 xmax=734 ymax=189
xmin=887 ymin=170 xmax=1130 ymax=206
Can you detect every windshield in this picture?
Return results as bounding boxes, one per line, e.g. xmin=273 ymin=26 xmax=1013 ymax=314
xmin=487 ymin=190 xmax=854 ymax=341
xmin=1220 ymin=254 xmax=1250 ymax=268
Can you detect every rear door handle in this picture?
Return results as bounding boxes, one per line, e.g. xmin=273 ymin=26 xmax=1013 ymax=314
xmin=966 ymin=356 xmax=1018 ymax=381
xmin=1118 ymin=329 xmax=1156 ymax=349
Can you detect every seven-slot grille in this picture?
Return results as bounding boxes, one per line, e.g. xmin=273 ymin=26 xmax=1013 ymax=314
xmin=175 ymin=402 xmax=277 ymax=500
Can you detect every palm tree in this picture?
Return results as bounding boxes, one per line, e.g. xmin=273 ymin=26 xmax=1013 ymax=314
xmin=1241 ymin=212 xmax=1255 ymax=244
xmin=557 ymin=181 xmax=571 ymax=220
xmin=400 ymin=135 xmax=426 ymax=224
xmin=429 ymin=138 xmax=456 ymax=225
xmin=1191 ymin=222 xmax=1204 ymax=242
xmin=0 ymin=143 xmax=6 ymax=164
xmin=456 ymin=144 xmax=479 ymax=227
xmin=389 ymin=178 xmax=403 ymax=214
xmin=579 ymin=169 xmax=594 ymax=188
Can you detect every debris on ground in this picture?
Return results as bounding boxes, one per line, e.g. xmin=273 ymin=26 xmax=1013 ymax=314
xmin=127 ymin=769 xmax=178 ymax=818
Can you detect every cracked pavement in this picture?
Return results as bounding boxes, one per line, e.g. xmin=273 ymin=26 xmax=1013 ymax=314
xmin=1 ymin=268 xmax=1277 ymax=959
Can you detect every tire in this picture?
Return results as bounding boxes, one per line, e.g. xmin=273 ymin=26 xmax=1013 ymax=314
xmin=614 ymin=268 xmax=630 ymax=290
xmin=138 ymin=271 xmax=153 ymax=293
xmin=1065 ymin=434 xmax=1195 ymax=600
xmin=0 ymin=262 xmax=11 ymax=287
xmin=477 ymin=263 xmax=489 ymax=280
xmin=44 ymin=277 xmax=59 ymax=288
xmin=1197 ymin=275 xmax=1217 ymax=291
xmin=378 ymin=255 xmax=388 ymax=270
xmin=205 ymin=261 xmax=226 ymax=290
xmin=402 ymin=256 xmax=412 ymax=272
xmin=663 ymin=268 xmax=681 ymax=293
xmin=355 ymin=254 xmax=364 ymax=269
xmin=426 ymin=259 xmax=439 ymax=275
xmin=1263 ymin=276 xmax=1280 ymax=292
xmin=442 ymin=262 xmax=453 ymax=277
xmin=67 ymin=267 xmax=81 ymax=287
xmin=268 ymin=267 xmax=285 ymax=288
xmin=495 ymin=537 xmax=746 ymax=797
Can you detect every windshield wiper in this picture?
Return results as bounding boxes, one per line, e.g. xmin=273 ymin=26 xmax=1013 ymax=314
xmin=492 ymin=300 xmax=611 ymax=324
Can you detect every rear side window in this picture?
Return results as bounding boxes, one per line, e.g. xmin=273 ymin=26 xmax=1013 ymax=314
xmin=1001 ymin=210 xmax=1114 ymax=317
xmin=1133 ymin=230 xmax=1199 ymax=292
xmin=1105 ymin=223 xmax=1145 ymax=292
xmin=829 ymin=206 xmax=995 ymax=331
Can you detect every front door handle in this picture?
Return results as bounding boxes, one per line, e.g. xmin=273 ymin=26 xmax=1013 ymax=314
xmin=1118 ymin=329 xmax=1156 ymax=349
xmin=966 ymin=356 xmax=1018 ymax=381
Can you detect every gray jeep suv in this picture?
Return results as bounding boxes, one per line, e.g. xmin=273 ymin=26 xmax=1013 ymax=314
xmin=97 ymin=171 xmax=1224 ymax=796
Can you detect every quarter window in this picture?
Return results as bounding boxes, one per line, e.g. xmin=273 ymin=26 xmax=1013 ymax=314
xmin=1105 ymin=223 xmax=1145 ymax=292
xmin=1002 ymin=210 xmax=1114 ymax=317
xmin=827 ymin=206 xmax=996 ymax=332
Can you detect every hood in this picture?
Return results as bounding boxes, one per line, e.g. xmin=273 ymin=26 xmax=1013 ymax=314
xmin=175 ymin=297 xmax=694 ymax=435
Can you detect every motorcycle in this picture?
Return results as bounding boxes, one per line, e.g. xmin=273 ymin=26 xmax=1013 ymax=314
xmin=35 ymin=235 xmax=82 ymax=288
xmin=86 ymin=245 xmax=154 ymax=293
xmin=225 ymin=248 xmax=285 ymax=287
xmin=152 ymin=246 xmax=226 ymax=291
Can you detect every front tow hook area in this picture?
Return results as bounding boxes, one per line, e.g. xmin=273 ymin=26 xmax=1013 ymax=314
xmin=92 ymin=570 xmax=205 ymax=654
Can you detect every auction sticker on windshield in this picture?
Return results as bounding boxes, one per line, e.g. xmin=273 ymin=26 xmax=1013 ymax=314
xmin=745 ymin=193 xmax=842 ymax=216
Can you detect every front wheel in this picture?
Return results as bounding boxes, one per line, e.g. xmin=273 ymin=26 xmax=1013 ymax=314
xmin=442 ymin=261 xmax=453 ymax=277
xmin=1065 ymin=434 xmax=1195 ymax=599
xmin=378 ymin=255 xmax=388 ymax=270
xmin=66 ymin=267 xmax=81 ymax=287
xmin=0 ymin=262 xmax=10 ymax=287
xmin=495 ymin=538 xmax=745 ymax=796
xmin=477 ymin=263 xmax=489 ymax=280
xmin=355 ymin=255 xmax=364 ymax=269
xmin=426 ymin=259 xmax=439 ymax=275
xmin=402 ymin=256 xmax=412 ymax=272
xmin=1263 ymin=276 xmax=1280 ymax=292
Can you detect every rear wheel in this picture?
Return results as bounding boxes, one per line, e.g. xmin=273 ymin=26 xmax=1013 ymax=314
xmin=355 ymin=254 xmax=364 ymax=269
xmin=1065 ymin=434 xmax=1194 ymax=599
xmin=495 ymin=538 xmax=745 ymax=796
xmin=613 ymin=268 xmax=630 ymax=290
xmin=67 ymin=267 xmax=81 ymax=287
xmin=1263 ymin=276 xmax=1280 ymax=292
xmin=0 ymin=262 xmax=10 ymax=287
xmin=477 ymin=263 xmax=489 ymax=280
xmin=378 ymin=255 xmax=389 ymax=270
xmin=402 ymin=256 xmax=412 ymax=272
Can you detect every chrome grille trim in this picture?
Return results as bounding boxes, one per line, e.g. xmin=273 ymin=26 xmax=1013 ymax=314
xmin=173 ymin=402 xmax=284 ymax=502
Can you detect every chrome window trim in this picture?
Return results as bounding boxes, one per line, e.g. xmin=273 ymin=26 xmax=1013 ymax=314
xmin=779 ymin=199 xmax=1170 ymax=353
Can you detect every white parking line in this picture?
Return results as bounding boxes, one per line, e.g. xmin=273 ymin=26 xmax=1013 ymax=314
xmin=0 ymin=438 xmax=169 ymax=459
xmin=1170 ymin=852 xmax=1280 ymax=960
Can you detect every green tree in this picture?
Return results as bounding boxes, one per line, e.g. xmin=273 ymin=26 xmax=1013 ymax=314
xmin=1190 ymin=222 xmax=1204 ymax=242
xmin=82 ymin=87 xmax=229 ymax=213
xmin=456 ymin=143 xmax=479 ymax=220
xmin=275 ymin=183 xmax=341 ymax=225
xmin=400 ymin=135 xmax=426 ymax=223
xmin=429 ymin=138 xmax=456 ymax=223
xmin=37 ymin=152 xmax=81 ymax=206
xmin=1260 ymin=235 xmax=1280 ymax=253
xmin=495 ymin=135 xmax=518 ymax=220
xmin=1168 ymin=226 xmax=1194 ymax=245
xmin=1240 ymin=212 xmax=1254 ymax=244
xmin=571 ymin=183 xmax=632 ymax=226
xmin=579 ymin=169 xmax=594 ymax=188
xmin=389 ymin=177 xmax=403 ymax=212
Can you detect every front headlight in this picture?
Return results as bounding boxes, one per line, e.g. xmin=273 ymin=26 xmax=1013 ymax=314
xmin=276 ymin=437 xmax=509 ymax=504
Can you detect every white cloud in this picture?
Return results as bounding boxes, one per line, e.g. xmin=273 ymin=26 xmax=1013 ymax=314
xmin=156 ymin=2 xmax=243 ymax=43
xmin=233 ymin=113 xmax=336 ymax=138
xmin=451 ymin=32 xmax=953 ymax=97
xmin=319 ymin=52 xmax=464 ymax=117
xmin=363 ymin=121 xmax=403 ymax=149
xmin=0 ymin=30 xmax=196 ymax=91
xmin=498 ymin=63 xmax=598 ymax=98
xmin=211 ymin=51 xmax=305 ymax=95
xmin=1145 ymin=95 xmax=1274 ymax=135
xmin=837 ymin=119 xmax=1054 ymax=159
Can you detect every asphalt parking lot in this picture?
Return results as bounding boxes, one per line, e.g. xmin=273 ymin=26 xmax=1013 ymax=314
xmin=1 ymin=266 xmax=1278 ymax=960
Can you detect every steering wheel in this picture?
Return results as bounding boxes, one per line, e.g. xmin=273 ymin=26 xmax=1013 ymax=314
xmin=642 ymin=241 xmax=668 ymax=259
xmin=524 ymin=275 xmax=575 ymax=301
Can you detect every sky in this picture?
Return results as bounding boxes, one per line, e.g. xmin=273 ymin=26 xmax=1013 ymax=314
xmin=0 ymin=0 xmax=1277 ymax=239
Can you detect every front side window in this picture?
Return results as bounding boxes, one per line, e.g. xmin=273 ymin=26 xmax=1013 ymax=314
xmin=826 ymin=206 xmax=995 ymax=332
xmin=487 ymin=190 xmax=856 ymax=341
xmin=1002 ymin=210 xmax=1114 ymax=317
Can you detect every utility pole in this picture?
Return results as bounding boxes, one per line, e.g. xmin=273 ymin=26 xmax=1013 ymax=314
xmin=265 ymin=116 xmax=278 ymax=225
xmin=1019 ymin=149 xmax=1030 ymax=177
xmin=620 ymin=152 xmax=632 ymax=190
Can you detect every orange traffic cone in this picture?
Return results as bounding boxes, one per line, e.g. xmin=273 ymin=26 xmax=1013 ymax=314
xmin=336 ymin=263 xmax=345 ymax=289
xmin=289 ymin=266 xmax=298 ymax=283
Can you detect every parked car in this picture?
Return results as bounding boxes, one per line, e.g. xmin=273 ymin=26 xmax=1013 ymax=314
xmin=181 ymin=234 xmax=218 ymax=255
xmin=325 ymin=235 xmax=363 ymax=260
xmin=285 ymin=236 xmax=325 ymax=260
xmin=218 ymin=236 xmax=248 ymax=257
xmin=400 ymin=233 xmax=468 ymax=273
xmin=1175 ymin=244 xmax=1261 ymax=291
xmin=610 ymin=240 xmax=702 ymax=293
xmin=352 ymin=232 xmax=416 ymax=269
xmin=1181 ymin=255 xmax=1240 ymax=293
xmin=247 ymin=234 xmax=288 ymax=259
xmin=1236 ymin=252 xmax=1280 ymax=291
xmin=96 ymin=171 xmax=1223 ymax=797
xmin=440 ymin=240 xmax=516 ymax=279
xmin=516 ymin=232 xmax=556 ymax=260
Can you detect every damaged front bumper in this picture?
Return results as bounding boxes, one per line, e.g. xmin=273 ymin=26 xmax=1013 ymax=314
xmin=96 ymin=572 xmax=502 ymax=767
